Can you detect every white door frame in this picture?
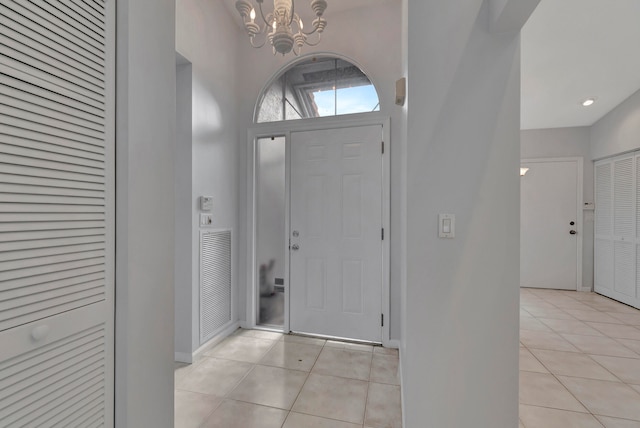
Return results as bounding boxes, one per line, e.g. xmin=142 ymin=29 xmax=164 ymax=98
xmin=521 ymin=157 xmax=585 ymax=291
xmin=246 ymin=114 xmax=392 ymax=346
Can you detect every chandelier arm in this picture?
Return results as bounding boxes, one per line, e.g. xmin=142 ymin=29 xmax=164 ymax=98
xmin=257 ymin=1 xmax=270 ymax=26
xmin=303 ymin=33 xmax=322 ymax=46
xmin=289 ymin=0 xmax=295 ymax=26
xmin=250 ymin=36 xmax=268 ymax=49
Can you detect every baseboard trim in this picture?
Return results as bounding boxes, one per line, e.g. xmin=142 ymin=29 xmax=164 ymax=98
xmin=175 ymin=321 xmax=240 ymax=364
xmin=386 ymin=339 xmax=400 ymax=349
xmin=399 ymin=347 xmax=406 ymax=428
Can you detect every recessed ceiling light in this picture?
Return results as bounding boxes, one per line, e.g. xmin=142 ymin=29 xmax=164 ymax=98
xmin=581 ymin=98 xmax=596 ymax=107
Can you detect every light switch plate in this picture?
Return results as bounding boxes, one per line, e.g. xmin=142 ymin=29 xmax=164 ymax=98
xmin=200 ymin=213 xmax=213 ymax=226
xmin=439 ymin=214 xmax=455 ymax=238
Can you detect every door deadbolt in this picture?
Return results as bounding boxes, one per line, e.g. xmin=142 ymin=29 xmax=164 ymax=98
xmin=570 ymin=221 xmax=575 ymax=226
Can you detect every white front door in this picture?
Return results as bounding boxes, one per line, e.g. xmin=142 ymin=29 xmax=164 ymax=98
xmin=521 ymin=159 xmax=581 ymax=290
xmin=289 ymin=125 xmax=383 ymax=342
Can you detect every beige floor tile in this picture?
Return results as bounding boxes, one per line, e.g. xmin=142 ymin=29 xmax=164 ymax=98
xmin=562 ymin=334 xmax=640 ymax=358
xmin=205 ymin=335 xmax=277 ymax=363
xmin=370 ymin=354 xmax=400 ymax=385
xmin=176 ymin=357 xmax=252 ymax=396
xmin=312 ymin=347 xmax=373 ymax=381
xmin=607 ymin=312 xmax=640 ymax=326
xmin=551 ymin=300 xmax=598 ymax=311
xmin=633 ymin=385 xmax=640 ymax=394
xmin=283 ymin=412 xmax=361 ymax=428
xmin=281 ymin=334 xmax=327 ymax=346
xmin=586 ymin=323 xmax=640 ymax=341
xmin=325 ymin=340 xmax=374 ymax=352
xmin=227 ymin=365 xmax=308 ymax=410
xmin=200 ymin=400 xmax=288 ymax=428
xmin=519 ymin=421 xmax=525 ymax=428
xmin=174 ymin=362 xmax=194 ymax=385
xmin=524 ymin=307 xmax=577 ymax=320
xmin=373 ymin=346 xmax=399 ymax=356
xmin=539 ymin=318 xmax=604 ymax=336
xmin=559 ymin=376 xmax=640 ymax=421
xmin=519 ymin=404 xmax=603 ymax=428
xmin=597 ymin=415 xmax=640 ymax=428
xmin=259 ymin=341 xmax=322 ymax=372
xmin=365 ymin=382 xmax=402 ymax=428
xmin=174 ymin=390 xmax=223 ymax=428
xmin=521 ymin=316 xmax=553 ymax=332
xmin=519 ymin=347 xmax=548 ymax=373
xmin=292 ymin=373 xmax=369 ymax=424
xmin=520 ymin=330 xmax=580 ymax=352
xmin=233 ymin=328 xmax=283 ymax=341
xmin=564 ymin=309 xmax=625 ymax=324
xmin=529 ymin=349 xmax=618 ymax=381
xmin=616 ymin=339 xmax=640 ymax=356
xmin=591 ymin=355 xmax=640 ymax=385
xmin=519 ymin=371 xmax=587 ymax=412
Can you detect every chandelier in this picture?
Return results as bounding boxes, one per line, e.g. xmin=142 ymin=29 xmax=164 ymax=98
xmin=235 ymin=0 xmax=328 ymax=56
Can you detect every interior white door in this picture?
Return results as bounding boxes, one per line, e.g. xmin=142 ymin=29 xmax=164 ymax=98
xmin=290 ymin=125 xmax=383 ymax=342
xmin=521 ymin=160 xmax=580 ymax=290
xmin=0 ymin=0 xmax=114 ymax=425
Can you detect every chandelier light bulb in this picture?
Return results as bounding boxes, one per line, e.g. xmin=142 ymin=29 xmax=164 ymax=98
xmin=250 ymin=8 xmax=256 ymax=20
xmin=299 ymin=20 xmax=304 ymax=30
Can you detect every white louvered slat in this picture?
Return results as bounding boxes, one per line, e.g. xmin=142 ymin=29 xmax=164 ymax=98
xmin=2 ymin=115 xmax=104 ymax=147
xmin=0 ymin=23 xmax=105 ymax=84
xmin=0 ymin=212 xmax=105 ymax=223
xmin=200 ymin=230 xmax=232 ymax=344
xmin=614 ymin=157 xmax=634 ymax=238
xmin=0 ymin=0 xmax=114 ymax=423
xmin=0 ymin=3 xmax=104 ymax=73
xmin=0 ymin=90 xmax=105 ymax=132
xmin=0 ymin=68 xmax=104 ymax=118
xmin=0 ymin=144 xmax=104 ymax=170
xmin=0 ymin=322 xmax=106 ymax=425
xmin=0 ymin=242 xmax=104 ymax=262
xmin=595 ymin=161 xmax=612 ymax=236
xmin=595 ymin=238 xmax=613 ymax=291
xmin=6 ymin=0 xmax=105 ymax=53
xmin=614 ymin=241 xmax=636 ymax=297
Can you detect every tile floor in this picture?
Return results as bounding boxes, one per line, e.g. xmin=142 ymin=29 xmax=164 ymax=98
xmin=175 ymin=288 xmax=640 ymax=428
xmin=174 ymin=329 xmax=401 ymax=428
xmin=520 ymin=288 xmax=640 ymax=428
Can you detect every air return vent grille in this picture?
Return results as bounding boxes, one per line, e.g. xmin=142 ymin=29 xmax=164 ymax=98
xmin=200 ymin=230 xmax=232 ymax=344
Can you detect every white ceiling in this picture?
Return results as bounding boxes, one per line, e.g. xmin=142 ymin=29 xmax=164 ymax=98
xmin=224 ymin=1 xmax=640 ymax=131
xmin=521 ymin=0 xmax=640 ymax=130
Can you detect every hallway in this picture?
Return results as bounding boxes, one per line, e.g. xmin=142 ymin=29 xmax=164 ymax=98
xmin=520 ymin=288 xmax=640 ymax=427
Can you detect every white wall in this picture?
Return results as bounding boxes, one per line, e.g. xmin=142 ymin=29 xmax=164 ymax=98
xmin=236 ymin=0 xmax=404 ymax=340
xmin=521 ymin=127 xmax=594 ymax=290
xmin=403 ymin=1 xmax=522 ymax=426
xmin=592 ymin=88 xmax=640 ymax=160
xmin=115 ymin=0 xmax=176 ymax=425
xmin=175 ymin=0 xmax=241 ymax=354
xmin=174 ymin=58 xmax=194 ymax=360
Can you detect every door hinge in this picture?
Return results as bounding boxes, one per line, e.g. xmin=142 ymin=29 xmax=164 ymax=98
xmin=381 ymin=228 xmax=384 ymax=240
xmin=381 ymin=141 xmax=384 ymax=154
xmin=381 ymin=313 xmax=384 ymax=327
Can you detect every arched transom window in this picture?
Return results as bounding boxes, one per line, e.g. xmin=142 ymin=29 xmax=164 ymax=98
xmin=255 ymin=56 xmax=380 ymax=123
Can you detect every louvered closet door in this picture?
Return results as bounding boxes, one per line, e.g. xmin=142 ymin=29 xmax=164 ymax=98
xmin=613 ymin=156 xmax=636 ymax=298
xmin=0 ymin=0 xmax=114 ymax=426
xmin=594 ymin=160 xmax=613 ymax=294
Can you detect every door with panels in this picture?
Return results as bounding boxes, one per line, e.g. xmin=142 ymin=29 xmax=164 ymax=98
xmin=594 ymin=154 xmax=640 ymax=309
xmin=0 ymin=0 xmax=115 ymax=426
xmin=289 ymin=125 xmax=383 ymax=342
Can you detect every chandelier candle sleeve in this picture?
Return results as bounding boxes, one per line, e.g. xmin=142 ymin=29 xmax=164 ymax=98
xmin=236 ymin=0 xmax=328 ymax=56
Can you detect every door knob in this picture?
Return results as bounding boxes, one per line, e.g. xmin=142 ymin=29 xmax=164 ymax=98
xmin=291 ymin=244 xmax=300 ymax=250
xmin=570 ymin=230 xmax=577 ymax=235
